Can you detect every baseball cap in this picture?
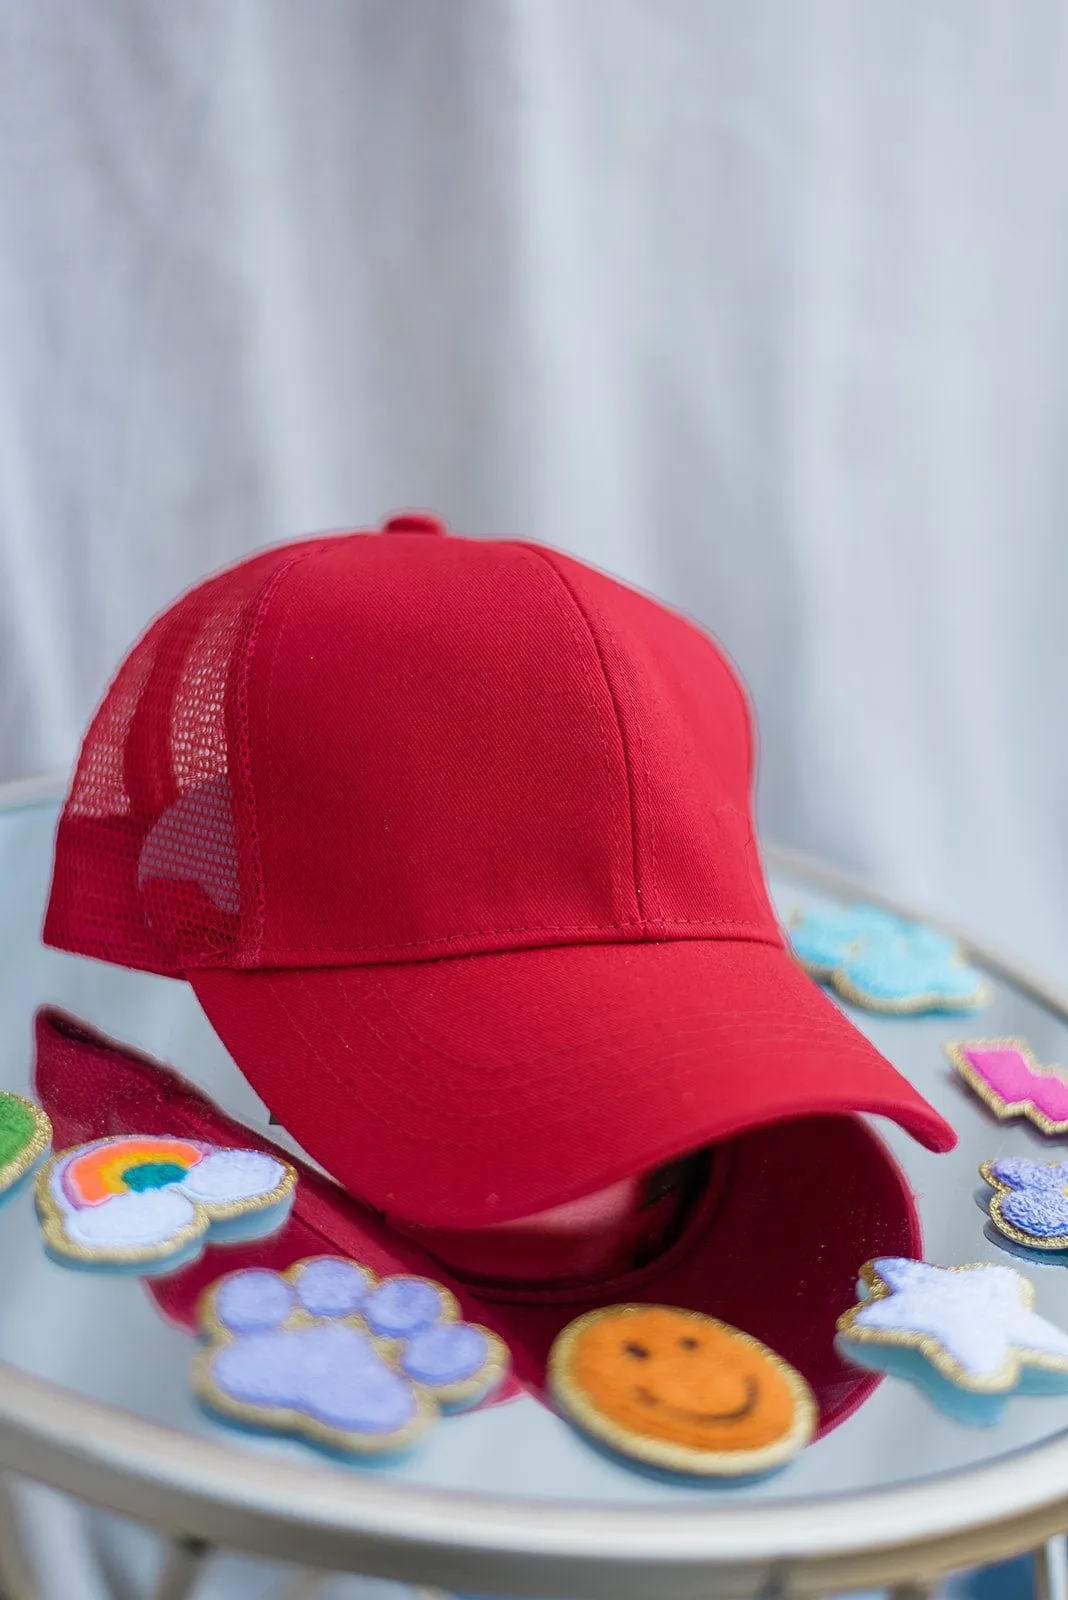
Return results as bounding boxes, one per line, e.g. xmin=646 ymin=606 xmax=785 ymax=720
xmin=44 ymin=511 xmax=953 ymax=1236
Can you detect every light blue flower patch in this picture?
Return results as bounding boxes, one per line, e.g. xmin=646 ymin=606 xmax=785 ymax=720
xmin=789 ymin=903 xmax=989 ymax=1014
xmin=193 ymin=1257 xmax=510 ymax=1458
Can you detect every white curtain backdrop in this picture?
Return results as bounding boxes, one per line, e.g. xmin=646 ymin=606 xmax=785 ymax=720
xmin=3 ymin=2 xmax=1067 ymax=976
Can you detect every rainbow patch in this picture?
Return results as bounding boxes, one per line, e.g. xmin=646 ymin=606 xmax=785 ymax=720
xmin=63 ymin=1138 xmax=208 ymax=1206
xmin=36 ymin=1134 xmax=297 ymax=1274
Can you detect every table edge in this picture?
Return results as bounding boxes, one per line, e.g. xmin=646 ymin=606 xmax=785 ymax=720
xmin=3 ymin=781 xmax=1067 ymax=1595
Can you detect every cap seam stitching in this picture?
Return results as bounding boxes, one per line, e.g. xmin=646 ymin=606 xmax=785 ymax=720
xmin=250 ymin=920 xmax=782 ymax=960
xmin=511 ymin=544 xmax=642 ymax=927
xmin=600 ymin=608 xmax=662 ymax=926
xmin=532 ymin=553 xmax=663 ymax=929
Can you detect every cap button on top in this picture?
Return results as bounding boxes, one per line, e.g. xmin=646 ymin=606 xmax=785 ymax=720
xmin=382 ymin=512 xmax=448 ymax=537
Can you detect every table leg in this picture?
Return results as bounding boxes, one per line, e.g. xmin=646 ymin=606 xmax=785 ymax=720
xmin=0 ymin=1474 xmax=36 ymax=1600
xmin=1035 ymin=1538 xmax=1068 ymax=1600
xmin=277 ymin=1572 xmax=327 ymax=1600
xmin=151 ymin=1536 xmax=212 ymax=1600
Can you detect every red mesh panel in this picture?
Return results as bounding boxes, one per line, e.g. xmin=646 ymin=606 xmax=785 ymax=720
xmin=44 ymin=539 xmax=328 ymax=975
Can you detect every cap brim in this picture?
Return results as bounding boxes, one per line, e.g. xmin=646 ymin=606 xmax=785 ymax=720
xmin=33 ymin=1003 xmax=925 ymax=1438
xmin=191 ymin=937 xmax=954 ymax=1229
xmin=470 ymin=1111 xmax=923 ymax=1439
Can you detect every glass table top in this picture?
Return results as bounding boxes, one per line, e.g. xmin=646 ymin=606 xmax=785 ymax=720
xmin=3 ymin=793 xmax=1068 ymax=1519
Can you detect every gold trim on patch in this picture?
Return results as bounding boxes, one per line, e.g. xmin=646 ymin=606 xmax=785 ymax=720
xmin=547 ymin=1304 xmax=817 ymax=1478
xmin=0 ymin=1096 xmax=51 ymax=1196
xmin=35 ymin=1140 xmax=297 ymax=1267
xmin=981 ymin=1158 xmax=1068 ymax=1253
xmin=789 ymin=912 xmax=991 ymax=1015
xmin=836 ymin=1260 xmax=1068 ymax=1394
xmin=946 ymin=1037 xmax=1068 ymax=1137
xmin=194 ymin=1257 xmax=510 ymax=1457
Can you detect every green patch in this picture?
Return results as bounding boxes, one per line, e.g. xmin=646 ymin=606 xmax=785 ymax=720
xmin=0 ymin=1093 xmax=38 ymax=1170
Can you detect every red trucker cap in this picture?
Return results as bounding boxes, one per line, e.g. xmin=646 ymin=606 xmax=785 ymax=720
xmin=44 ymin=513 xmax=954 ymax=1232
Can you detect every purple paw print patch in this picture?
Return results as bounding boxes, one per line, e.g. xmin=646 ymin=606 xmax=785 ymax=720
xmin=193 ymin=1257 xmax=510 ymax=1456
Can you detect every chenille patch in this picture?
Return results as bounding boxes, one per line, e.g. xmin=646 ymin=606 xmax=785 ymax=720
xmin=547 ymin=1304 xmax=816 ymax=1478
xmin=982 ymin=1156 xmax=1068 ymax=1255
xmin=36 ymin=1135 xmax=296 ymax=1273
xmin=790 ymin=904 xmax=989 ymax=1014
xmin=0 ymin=1094 xmax=51 ymax=1200
xmin=193 ymin=1257 xmax=510 ymax=1457
xmin=836 ymin=1257 xmax=1068 ymax=1425
xmin=947 ymin=1038 xmax=1068 ymax=1136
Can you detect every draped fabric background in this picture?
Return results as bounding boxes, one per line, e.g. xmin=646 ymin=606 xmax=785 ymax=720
xmin=0 ymin=8 xmax=1064 ymax=1595
xmin=4 ymin=0 xmax=1067 ymax=981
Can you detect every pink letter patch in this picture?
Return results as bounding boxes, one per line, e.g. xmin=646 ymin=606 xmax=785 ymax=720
xmin=947 ymin=1039 xmax=1068 ymax=1136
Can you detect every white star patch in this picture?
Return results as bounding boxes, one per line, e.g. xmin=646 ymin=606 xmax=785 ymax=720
xmin=837 ymin=1257 xmax=1068 ymax=1393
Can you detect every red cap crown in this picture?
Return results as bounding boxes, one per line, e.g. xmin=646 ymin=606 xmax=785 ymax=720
xmin=46 ymin=516 xmax=953 ymax=1230
xmin=46 ymin=523 xmax=778 ymax=975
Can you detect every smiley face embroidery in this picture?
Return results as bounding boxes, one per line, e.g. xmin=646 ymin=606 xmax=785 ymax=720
xmin=548 ymin=1304 xmax=816 ymax=1477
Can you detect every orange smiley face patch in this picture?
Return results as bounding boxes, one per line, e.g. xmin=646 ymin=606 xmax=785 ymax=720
xmin=548 ymin=1304 xmax=817 ymax=1477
